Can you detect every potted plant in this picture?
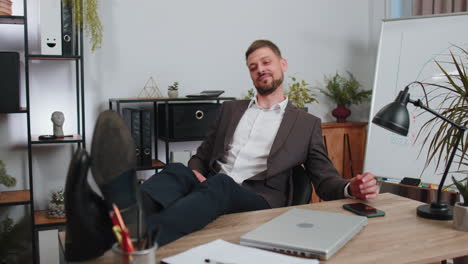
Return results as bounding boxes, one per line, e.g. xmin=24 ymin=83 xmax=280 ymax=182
xmin=0 ymin=215 xmax=32 ymax=263
xmin=419 ymin=47 xmax=468 ymax=241
xmin=285 ymin=76 xmax=319 ymax=112
xmin=0 ymin=160 xmax=16 ymax=190
xmin=168 ymin=82 xmax=179 ymax=98
xmin=417 ymin=47 xmax=467 ymax=175
xmin=317 ymin=72 xmax=371 ymax=122
xmin=47 ymin=189 xmax=65 ymax=218
xmin=452 ymin=176 xmax=468 ymax=231
xmin=243 ymin=88 xmax=255 ymax=100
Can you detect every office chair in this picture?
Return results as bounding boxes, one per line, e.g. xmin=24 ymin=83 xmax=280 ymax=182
xmin=291 ymin=165 xmax=312 ymax=205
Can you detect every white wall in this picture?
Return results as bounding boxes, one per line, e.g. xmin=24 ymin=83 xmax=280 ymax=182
xmin=86 ymin=0 xmax=387 ymax=166
xmin=1 ymin=0 xmax=387 ymax=208
xmin=1 ymin=0 xmax=386 ymax=261
xmin=88 ymin=0 xmax=385 ymax=122
xmin=0 ymin=0 xmax=387 ymax=210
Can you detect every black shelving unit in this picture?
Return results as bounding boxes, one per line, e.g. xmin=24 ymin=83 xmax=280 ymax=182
xmin=0 ymin=1 xmax=86 ymax=263
xmin=30 ymin=135 xmax=84 ymax=145
xmin=0 ymin=15 xmax=25 ymax=24
xmin=109 ymin=97 xmax=236 ymax=167
xmin=27 ymin=54 xmax=81 ymax=60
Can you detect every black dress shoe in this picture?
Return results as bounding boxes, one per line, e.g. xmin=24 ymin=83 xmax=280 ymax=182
xmin=64 ymin=148 xmax=115 ymax=261
xmin=90 ymin=110 xmax=146 ymax=242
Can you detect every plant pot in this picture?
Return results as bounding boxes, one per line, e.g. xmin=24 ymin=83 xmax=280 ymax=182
xmin=332 ymin=104 xmax=351 ymax=123
xmin=453 ymin=202 xmax=468 ymax=232
xmin=168 ymin=90 xmax=178 ymax=98
xmin=47 ymin=202 xmax=65 ymax=218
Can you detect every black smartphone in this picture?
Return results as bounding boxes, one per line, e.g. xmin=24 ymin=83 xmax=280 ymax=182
xmin=343 ymin=202 xmax=385 ymax=218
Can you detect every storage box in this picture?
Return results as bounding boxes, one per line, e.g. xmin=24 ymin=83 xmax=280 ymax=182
xmin=157 ymin=103 xmax=221 ymax=140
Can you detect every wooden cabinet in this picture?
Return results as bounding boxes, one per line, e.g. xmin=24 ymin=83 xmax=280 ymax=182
xmin=311 ymin=122 xmax=368 ymax=203
xmin=321 ymin=122 xmax=368 ymax=179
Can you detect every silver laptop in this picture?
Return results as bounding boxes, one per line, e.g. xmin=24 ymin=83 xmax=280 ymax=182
xmin=240 ymin=208 xmax=367 ymax=260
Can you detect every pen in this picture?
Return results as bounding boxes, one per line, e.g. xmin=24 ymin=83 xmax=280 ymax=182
xmin=111 ymin=204 xmax=135 ymax=264
xmin=112 ymin=205 xmax=134 ymax=251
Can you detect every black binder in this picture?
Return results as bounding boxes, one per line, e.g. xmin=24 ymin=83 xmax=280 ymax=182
xmin=140 ymin=110 xmax=152 ymax=166
xmin=122 ymin=108 xmax=142 ymax=166
xmin=61 ymin=0 xmax=75 ymax=56
xmin=0 ymin=52 xmax=20 ymax=113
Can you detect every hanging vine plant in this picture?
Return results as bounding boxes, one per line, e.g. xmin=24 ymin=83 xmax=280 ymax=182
xmin=63 ymin=0 xmax=103 ymax=52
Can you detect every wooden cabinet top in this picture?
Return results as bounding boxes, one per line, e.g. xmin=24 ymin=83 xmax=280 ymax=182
xmin=322 ymin=122 xmax=368 ymax=129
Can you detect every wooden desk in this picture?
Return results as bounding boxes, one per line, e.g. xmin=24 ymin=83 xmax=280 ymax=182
xmin=60 ymin=193 xmax=468 ymax=264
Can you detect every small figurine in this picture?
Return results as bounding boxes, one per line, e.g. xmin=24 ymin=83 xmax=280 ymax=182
xmin=51 ymin=111 xmax=65 ymax=137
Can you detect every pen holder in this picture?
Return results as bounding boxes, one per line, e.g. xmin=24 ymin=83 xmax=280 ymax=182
xmin=112 ymin=240 xmax=157 ymax=264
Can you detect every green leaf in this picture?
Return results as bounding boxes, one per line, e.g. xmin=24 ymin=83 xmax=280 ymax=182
xmin=286 ymin=75 xmax=319 ymax=107
xmin=316 ymin=71 xmax=371 ymax=107
xmin=418 ymin=46 xmax=467 ymax=175
xmin=452 ymin=176 xmax=468 ymax=206
xmin=63 ymin=0 xmax=103 ymax=52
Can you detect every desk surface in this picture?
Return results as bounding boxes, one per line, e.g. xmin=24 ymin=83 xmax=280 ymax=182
xmin=61 ymin=193 xmax=468 ymax=264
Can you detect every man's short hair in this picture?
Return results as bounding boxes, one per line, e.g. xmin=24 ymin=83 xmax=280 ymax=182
xmin=245 ymin=40 xmax=282 ymax=60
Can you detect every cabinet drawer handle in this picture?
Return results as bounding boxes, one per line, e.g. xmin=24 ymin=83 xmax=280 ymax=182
xmin=195 ymin=110 xmax=204 ymax=120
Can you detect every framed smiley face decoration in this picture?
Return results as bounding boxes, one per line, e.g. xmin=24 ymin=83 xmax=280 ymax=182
xmin=40 ymin=0 xmax=62 ymax=55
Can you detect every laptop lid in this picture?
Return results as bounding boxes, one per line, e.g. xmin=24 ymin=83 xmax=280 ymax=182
xmin=240 ymin=208 xmax=367 ymax=260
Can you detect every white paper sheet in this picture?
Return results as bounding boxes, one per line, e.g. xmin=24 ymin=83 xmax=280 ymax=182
xmin=161 ymin=239 xmax=319 ymax=264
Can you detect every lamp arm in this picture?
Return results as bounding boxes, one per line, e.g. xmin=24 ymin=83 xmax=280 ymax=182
xmin=409 ymin=99 xmax=467 ymax=130
xmin=409 ymin=99 xmax=467 ymax=203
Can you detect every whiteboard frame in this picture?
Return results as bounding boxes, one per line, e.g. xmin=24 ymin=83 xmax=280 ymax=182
xmin=364 ymin=12 xmax=468 ymax=184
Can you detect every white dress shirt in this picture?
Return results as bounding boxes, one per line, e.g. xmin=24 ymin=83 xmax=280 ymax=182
xmin=217 ymin=97 xmax=353 ymax=197
xmin=218 ymin=97 xmax=288 ymax=184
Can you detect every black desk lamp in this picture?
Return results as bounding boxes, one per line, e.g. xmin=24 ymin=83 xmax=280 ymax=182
xmin=372 ymin=82 xmax=467 ymax=220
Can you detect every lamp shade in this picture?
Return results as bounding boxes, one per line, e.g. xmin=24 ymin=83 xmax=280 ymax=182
xmin=372 ymin=102 xmax=410 ymax=136
xmin=372 ymin=88 xmax=411 ymax=136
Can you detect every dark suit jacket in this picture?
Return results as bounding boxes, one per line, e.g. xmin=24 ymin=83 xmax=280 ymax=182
xmin=188 ymin=100 xmax=349 ymax=208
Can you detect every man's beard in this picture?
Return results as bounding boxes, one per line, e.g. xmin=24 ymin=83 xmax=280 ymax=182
xmin=255 ymin=73 xmax=284 ymax=96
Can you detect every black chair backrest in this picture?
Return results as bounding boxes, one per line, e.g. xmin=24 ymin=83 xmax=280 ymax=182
xmin=291 ymin=165 xmax=312 ymax=205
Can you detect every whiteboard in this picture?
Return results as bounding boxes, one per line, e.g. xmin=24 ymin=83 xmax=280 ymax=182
xmin=364 ymin=13 xmax=468 ymax=185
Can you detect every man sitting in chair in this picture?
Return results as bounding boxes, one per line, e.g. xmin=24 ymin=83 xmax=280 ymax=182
xmin=65 ymin=39 xmax=379 ymax=260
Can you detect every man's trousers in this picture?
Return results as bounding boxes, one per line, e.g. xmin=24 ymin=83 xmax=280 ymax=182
xmin=140 ymin=163 xmax=270 ymax=246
